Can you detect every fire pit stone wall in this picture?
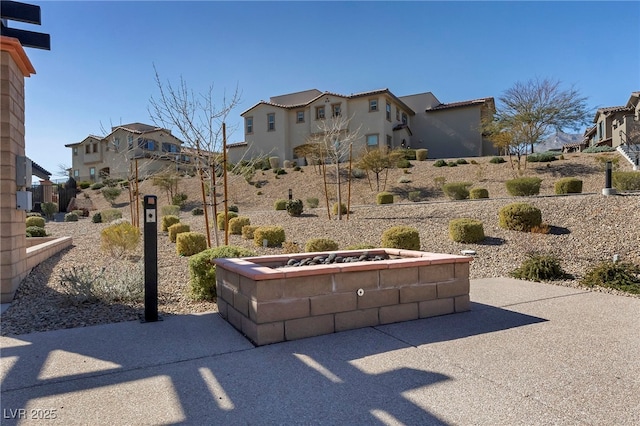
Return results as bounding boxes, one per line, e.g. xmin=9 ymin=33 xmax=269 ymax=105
xmin=214 ymin=249 xmax=471 ymax=346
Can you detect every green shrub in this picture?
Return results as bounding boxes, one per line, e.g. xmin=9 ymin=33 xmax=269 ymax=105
xmin=448 ymin=218 xmax=485 ymax=243
xmin=283 ymin=241 xmax=301 ymax=254
xmin=351 ymin=168 xmax=366 ymax=179
xmin=408 ymin=191 xmax=422 ymax=202
xmin=102 ymin=186 xmax=122 ymax=205
xmin=305 ymin=238 xmax=339 ymax=252
xmin=505 ymin=177 xmax=542 ymax=196
xmin=377 ymin=192 xmax=394 ymax=205
xmin=26 ymin=212 xmax=42 ymax=217
xmin=241 ymin=225 xmax=257 ymax=240
xmin=26 ymin=226 xmax=46 ymax=237
xmin=612 ymin=171 xmax=640 ymax=191
xmin=188 ymin=246 xmax=256 ymax=300
xmin=456 ymin=158 xmax=468 ymax=165
xmin=401 ymin=149 xmax=416 ymax=160
xmin=161 ymin=205 xmax=181 ymax=217
xmin=306 ymin=197 xmax=319 ymax=208
xmin=442 ymin=182 xmax=471 ymax=200
xmin=26 ymin=216 xmax=45 ymax=228
xmin=101 ymin=208 xmax=122 ymax=223
xmin=511 ymin=253 xmax=568 ymax=282
xmin=172 ymin=193 xmax=188 ymax=207
xmin=92 ymin=212 xmax=102 ymax=223
xmin=64 ymin=212 xmax=79 ymax=222
xmin=381 ymin=226 xmax=420 ymax=250
xmin=228 ymin=216 xmax=250 ymax=235
xmin=396 ymin=158 xmax=412 ymax=169
xmin=434 ymin=176 xmax=446 ymax=188
xmin=469 ymin=188 xmax=489 ymax=199
xmin=161 ymin=215 xmax=180 ymax=232
xmin=100 ymin=221 xmax=140 ymax=257
xmin=554 ymin=178 xmax=583 ymax=194
xmin=168 ymin=223 xmax=190 ymax=243
xmin=415 ymin=149 xmax=428 ymax=161
xmin=470 ymin=159 xmax=478 ymax=165
xmin=345 ymin=243 xmax=376 ymax=250
xmin=286 ymin=199 xmax=304 ymax=216
xmin=72 ymin=209 xmax=85 ymax=217
xmin=216 ymin=211 xmax=238 ymax=230
xmin=273 ymin=168 xmax=287 ymax=175
xmin=447 ymin=161 xmax=458 ymax=167
xmin=191 ymin=207 xmax=204 ymax=216
xmin=433 ymin=159 xmax=447 ymax=167
xmin=176 ymin=232 xmax=207 ymax=256
xmin=580 ymin=260 xmax=640 ymax=294
xmin=253 ymin=226 xmax=285 ymax=247
xmin=229 ymin=205 xmax=239 ymax=213
xmin=90 ymin=182 xmax=105 ymax=190
xmin=526 ymin=152 xmax=557 ymax=162
xmin=274 ymin=199 xmax=287 ymax=211
xmin=293 ymin=166 xmax=301 ymax=172
xmin=490 ymin=156 xmax=506 ymax=164
xmin=78 ymin=181 xmax=91 ymax=189
xmin=498 ymin=202 xmax=542 ymax=232
xmin=41 ymin=202 xmax=58 ymax=220
xmin=333 ymin=202 xmax=348 ymax=215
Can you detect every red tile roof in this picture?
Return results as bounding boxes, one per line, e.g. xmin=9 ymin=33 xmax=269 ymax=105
xmin=426 ymin=98 xmax=494 ymax=111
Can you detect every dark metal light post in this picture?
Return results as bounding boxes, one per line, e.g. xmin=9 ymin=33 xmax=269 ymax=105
xmin=142 ymin=195 xmax=159 ymax=322
xmin=288 ymin=189 xmax=292 ymax=200
xmin=602 ymin=161 xmax=616 ymax=196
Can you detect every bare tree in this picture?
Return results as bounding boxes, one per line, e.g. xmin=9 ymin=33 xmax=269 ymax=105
xmin=356 ymin=147 xmax=404 ymax=192
xmin=491 ymin=77 xmax=591 ymax=154
xmin=305 ymin=113 xmax=361 ymax=220
xmin=148 ymin=66 xmax=241 ymax=246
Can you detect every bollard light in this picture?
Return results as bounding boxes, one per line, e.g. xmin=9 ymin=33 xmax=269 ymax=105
xmin=288 ymin=189 xmax=292 ymax=200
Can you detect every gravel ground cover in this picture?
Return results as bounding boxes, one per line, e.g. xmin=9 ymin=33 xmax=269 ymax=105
xmin=2 ymin=153 xmax=639 ymax=336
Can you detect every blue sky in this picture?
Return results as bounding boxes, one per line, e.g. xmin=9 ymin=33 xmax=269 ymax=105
xmin=14 ymin=1 xmax=640 ymax=178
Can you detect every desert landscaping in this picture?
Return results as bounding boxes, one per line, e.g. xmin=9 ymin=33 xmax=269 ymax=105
xmin=2 ymin=151 xmax=639 ymax=336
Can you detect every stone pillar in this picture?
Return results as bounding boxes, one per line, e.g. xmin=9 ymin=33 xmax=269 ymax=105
xmin=1 ymin=36 xmax=36 ymax=303
xmin=40 ymin=179 xmax=53 ymax=203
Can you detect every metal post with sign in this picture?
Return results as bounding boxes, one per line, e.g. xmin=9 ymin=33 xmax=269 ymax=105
xmin=142 ymin=195 xmax=159 ymax=322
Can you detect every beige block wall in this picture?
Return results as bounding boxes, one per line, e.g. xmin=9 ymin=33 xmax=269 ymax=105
xmin=0 ymin=46 xmax=30 ymax=303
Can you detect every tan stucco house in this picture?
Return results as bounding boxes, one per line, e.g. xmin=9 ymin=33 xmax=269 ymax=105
xmin=65 ymin=122 xmax=188 ymax=181
xmin=229 ymin=88 xmax=496 ymax=163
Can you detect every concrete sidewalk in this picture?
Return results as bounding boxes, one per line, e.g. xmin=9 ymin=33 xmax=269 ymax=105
xmin=1 ymin=278 xmax=639 ymax=425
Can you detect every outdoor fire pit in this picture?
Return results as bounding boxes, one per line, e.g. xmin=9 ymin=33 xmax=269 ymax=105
xmin=213 ymin=248 xmax=471 ymax=346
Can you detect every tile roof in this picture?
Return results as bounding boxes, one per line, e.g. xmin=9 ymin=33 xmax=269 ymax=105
xmin=426 ymin=98 xmax=494 ymax=111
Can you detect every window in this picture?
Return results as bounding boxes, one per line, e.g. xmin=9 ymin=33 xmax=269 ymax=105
xmin=113 ymin=137 xmax=120 ymax=150
xmin=316 ymin=106 xmax=325 ymax=120
xmin=89 ymin=167 xmax=95 ymax=177
xmin=386 ymin=135 xmax=392 ymax=148
xmin=386 ymin=102 xmax=391 ymax=121
xmin=85 ymin=144 xmax=90 ymax=154
xmin=127 ymin=135 xmax=134 ymax=149
xmin=332 ymin=103 xmax=341 ymax=117
xmin=246 ymin=117 xmax=253 ymax=134
xmin=73 ymin=147 xmax=78 ymax=156
xmin=598 ymin=121 xmax=604 ymax=140
xmin=296 ymin=111 xmax=305 ymax=123
xmin=73 ymin=169 xmax=79 ymax=177
xmin=369 ymin=99 xmax=378 ymax=112
xmin=267 ymin=113 xmax=275 ymax=131
xmin=396 ymin=108 xmax=400 ymax=121
xmin=137 ymin=138 xmax=156 ymax=151
xmin=162 ymin=143 xmax=179 ymax=153
xmin=366 ymin=134 xmax=379 ymax=147
xmin=401 ymin=113 xmax=408 ymax=125
xmin=93 ymin=143 xmax=98 ymax=153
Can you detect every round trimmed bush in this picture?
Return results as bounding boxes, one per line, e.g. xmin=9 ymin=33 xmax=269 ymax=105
xmin=274 ymin=199 xmax=287 ymax=211
xmin=490 ymin=156 xmax=506 ymax=164
xmin=433 ymin=159 xmax=447 ymax=167
xmin=286 ymin=199 xmax=304 ymax=217
xmin=505 ymin=177 xmax=542 ymax=196
xmin=442 ymin=182 xmax=471 ymax=200
xmin=64 ymin=212 xmax=79 ymax=222
xmin=188 ymin=246 xmax=257 ymax=300
xmin=176 ymin=232 xmax=207 ymax=256
xmin=253 ymin=226 xmax=285 ymax=247
xmin=333 ymin=202 xmax=348 ymax=215
xmin=216 ymin=211 xmax=238 ymax=230
xmin=554 ymin=178 xmax=583 ymax=194
xmin=469 ymin=188 xmax=489 ymax=199
xmin=161 ymin=215 xmax=180 ymax=232
xmin=499 ymin=202 xmax=542 ymax=232
xmin=241 ymin=225 xmax=257 ymax=240
xmin=191 ymin=207 xmax=204 ymax=216
xmin=168 ymin=223 xmax=191 ymax=243
xmin=376 ymin=192 xmax=394 ymax=205
xmin=92 ymin=212 xmax=102 ymax=223
xmin=228 ymin=216 xmax=250 ymax=235
xmin=26 ymin=226 xmax=46 ymax=237
xmin=305 ymin=238 xmax=339 ymax=252
xmin=415 ymin=149 xmax=428 ymax=161
xmin=449 ymin=218 xmax=485 ymax=243
xmin=381 ymin=226 xmax=420 ymax=250
xmin=26 ymin=216 xmax=45 ymax=228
